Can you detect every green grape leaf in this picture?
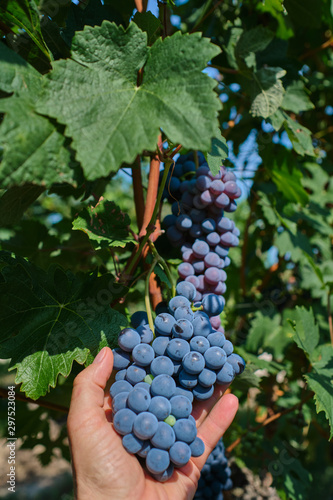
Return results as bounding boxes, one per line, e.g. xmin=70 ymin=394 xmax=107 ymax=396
xmin=282 ymin=80 xmax=314 ymax=113
xmin=132 ymin=11 xmax=162 ymax=45
xmin=271 ymin=162 xmax=309 ymax=205
xmin=246 ymin=313 xmax=282 ymax=353
xmin=275 ymin=228 xmax=313 ymax=262
xmin=37 ymin=22 xmax=222 ymax=180
xmin=284 ymin=115 xmax=316 ymax=156
xmin=0 ymin=252 xmax=127 ymax=399
xmin=72 ymin=199 xmax=135 ymax=249
xmin=305 ymin=369 xmax=333 ymax=440
xmin=0 ymin=44 xmax=76 ymax=188
xmin=235 ymin=26 xmax=274 ymax=68
xmin=0 ymin=0 xmax=50 ymax=60
xmin=250 ymin=67 xmax=286 ymax=119
xmin=206 ymin=133 xmax=229 ymax=175
xmin=290 ymin=307 xmax=320 ymax=359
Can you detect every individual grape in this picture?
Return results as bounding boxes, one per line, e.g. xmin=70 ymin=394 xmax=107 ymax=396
xmin=222 ymin=340 xmax=233 ymax=355
xmin=151 ymin=422 xmax=176 ymax=450
xmin=190 ymin=335 xmax=210 ymax=354
xmin=204 ymin=347 xmax=227 ymax=370
xmin=152 ymin=336 xmax=171 ymax=356
xmin=192 ymin=315 xmax=213 ymax=337
xmin=174 ymin=305 xmax=194 ymax=322
xmin=125 ymin=364 xmax=147 ymax=385
xmin=111 ymin=391 xmax=128 ymax=413
xmin=226 ymin=353 xmax=245 ymax=374
xmin=118 ymin=328 xmax=141 ymax=352
xmin=181 ymin=191 xmax=194 ymax=208
xmin=163 ymin=214 xmax=177 ymax=228
xmin=178 ymin=262 xmax=195 ymax=279
xmin=207 ymin=331 xmax=226 ymax=348
xmin=170 ymin=395 xmax=192 ymax=419
xmin=176 ymin=214 xmax=192 ymax=232
xmin=155 ymin=313 xmax=176 ymax=336
xmin=127 ymin=387 xmax=151 ymax=413
xmin=202 ymin=294 xmax=225 ymax=316
xmin=172 ymin=319 xmax=194 ymax=340
xmin=204 ymin=267 xmax=222 ymax=285
xmin=189 ymin=223 xmax=203 ymax=239
xmin=169 ymin=441 xmax=192 ymax=467
xmin=192 ymin=383 xmax=214 ymax=400
xmin=122 ymin=433 xmax=144 ymax=454
xmin=216 ymin=217 xmax=233 ymax=233
xmin=149 ymin=396 xmax=172 ymax=420
xmin=115 ymin=369 xmax=126 ymax=381
xmin=196 ymin=175 xmax=212 ymax=191
xmin=233 ymin=226 xmax=240 ymax=237
xmin=208 ymin=167 xmax=224 ymax=180
xmin=178 ymin=369 xmax=198 ymax=389
xmin=224 ymin=180 xmax=239 ymax=198
xmin=113 ymin=408 xmax=136 ymax=435
xmin=136 ymin=324 xmax=154 ymax=344
xmin=183 ymin=249 xmax=194 ymax=262
xmin=196 ymin=165 xmax=210 ymax=176
xmin=192 ymin=240 xmax=210 ymax=258
xmin=166 ymin=338 xmax=190 ymax=361
xmin=112 ymin=348 xmax=131 ymax=370
xmin=182 ymin=351 xmax=205 ymax=375
xmin=133 ymin=411 xmax=158 ymax=440
xmin=208 ymin=281 xmax=227 ymax=295
xmin=176 ymin=281 xmax=197 ymax=301
xmin=146 ymin=448 xmax=170 ymax=475
xmin=155 ymin=301 xmax=169 ymax=315
xmin=173 ymin=418 xmax=197 ymax=443
xmin=198 ymin=368 xmax=216 ymax=387
xmin=226 ymin=200 xmax=237 ymax=212
xmin=214 ymin=245 xmax=229 ymax=258
xmin=216 ymin=362 xmax=235 ymax=384
xmin=182 ymin=160 xmax=196 ymax=174
xmin=219 ymin=231 xmax=236 ymax=247
xmin=166 ymin=225 xmax=184 ymax=245
xmin=224 ymin=256 xmax=231 ymax=267
xmin=204 ymin=252 xmax=221 ymax=268
xmin=209 ymin=179 xmax=225 ymax=196
xmin=214 ymin=192 xmax=230 ymax=208
xmin=222 ymin=171 xmax=236 ymax=182
xmin=206 ymin=231 xmax=220 ymax=246
xmin=192 ymin=259 xmax=206 ymax=273
xmin=190 ymin=437 xmax=205 ymax=457
xmin=169 ymin=295 xmax=191 ymax=313
xmin=201 ymin=218 xmax=216 ymax=233
xmin=110 ymin=380 xmax=133 ymax=398
xmin=150 ymin=356 xmax=175 ymax=377
xmin=131 ymin=311 xmax=148 ymax=328
xmin=200 ymin=189 xmax=214 ymax=205
xmin=150 ymin=374 xmax=177 ymax=399
xmin=132 ymin=343 xmax=155 ymax=367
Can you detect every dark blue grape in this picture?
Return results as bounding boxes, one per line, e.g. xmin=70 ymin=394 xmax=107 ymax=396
xmin=127 ymin=387 xmax=151 ymax=413
xmin=151 ymin=374 xmax=176 ymax=399
xmin=150 ymin=356 xmax=175 ymax=377
xmin=113 ymin=408 xmax=136 ymax=435
xmin=132 ymin=343 xmax=155 ymax=366
xmin=149 ymin=395 xmax=171 ymax=420
xmin=151 ymin=422 xmax=176 ymax=450
xmin=146 ymin=448 xmax=170 ymax=474
xmin=155 ymin=313 xmax=176 ymax=336
xmin=169 ymin=441 xmax=191 ymax=467
xmin=122 ymin=433 xmax=143 ymax=454
xmin=110 ymin=380 xmax=133 ymax=398
xmin=172 ymin=318 xmax=194 ymax=340
xmin=170 ymin=395 xmax=192 ymax=419
xmin=131 ymin=311 xmax=148 ymax=328
xmin=133 ymin=412 xmax=158 ymax=440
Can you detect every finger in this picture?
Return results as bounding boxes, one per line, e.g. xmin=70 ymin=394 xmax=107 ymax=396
xmin=191 ymin=382 xmax=231 ymax=427
xmin=67 ymin=347 xmax=113 ymax=432
xmin=193 ymin=393 xmax=238 ymax=470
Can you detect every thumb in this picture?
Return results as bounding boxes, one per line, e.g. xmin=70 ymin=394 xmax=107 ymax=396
xmin=68 ymin=347 xmax=114 ymax=427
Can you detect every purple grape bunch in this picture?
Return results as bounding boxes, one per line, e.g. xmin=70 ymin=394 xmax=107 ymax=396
xmin=162 ymin=153 xmax=241 ymax=332
xmin=110 ymin=281 xmax=245 ymax=482
xmin=194 ymin=439 xmax=233 ymax=500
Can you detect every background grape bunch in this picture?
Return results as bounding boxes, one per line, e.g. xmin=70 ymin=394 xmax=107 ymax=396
xmin=161 ymin=152 xmax=241 ymax=332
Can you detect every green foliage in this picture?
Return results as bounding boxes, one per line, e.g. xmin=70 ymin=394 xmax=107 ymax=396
xmin=0 ymin=0 xmax=333 ymax=497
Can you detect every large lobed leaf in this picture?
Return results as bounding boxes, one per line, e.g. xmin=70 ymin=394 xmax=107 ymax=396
xmin=0 ymin=43 xmax=76 ymax=188
xmin=250 ymin=67 xmax=286 ymax=119
xmin=37 ymin=21 xmax=222 ymax=180
xmin=0 ymin=252 xmax=127 ymax=399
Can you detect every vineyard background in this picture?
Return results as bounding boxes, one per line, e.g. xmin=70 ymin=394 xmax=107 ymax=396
xmin=0 ymin=0 xmax=333 ymax=498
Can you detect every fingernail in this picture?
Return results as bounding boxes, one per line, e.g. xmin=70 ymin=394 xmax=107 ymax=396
xmin=93 ymin=348 xmax=106 ymax=364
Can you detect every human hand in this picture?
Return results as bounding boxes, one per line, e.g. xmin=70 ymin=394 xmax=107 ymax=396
xmin=67 ymin=347 xmax=238 ymax=500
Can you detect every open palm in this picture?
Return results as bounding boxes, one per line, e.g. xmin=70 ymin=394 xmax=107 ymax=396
xmin=67 ymin=347 xmax=238 ymax=500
